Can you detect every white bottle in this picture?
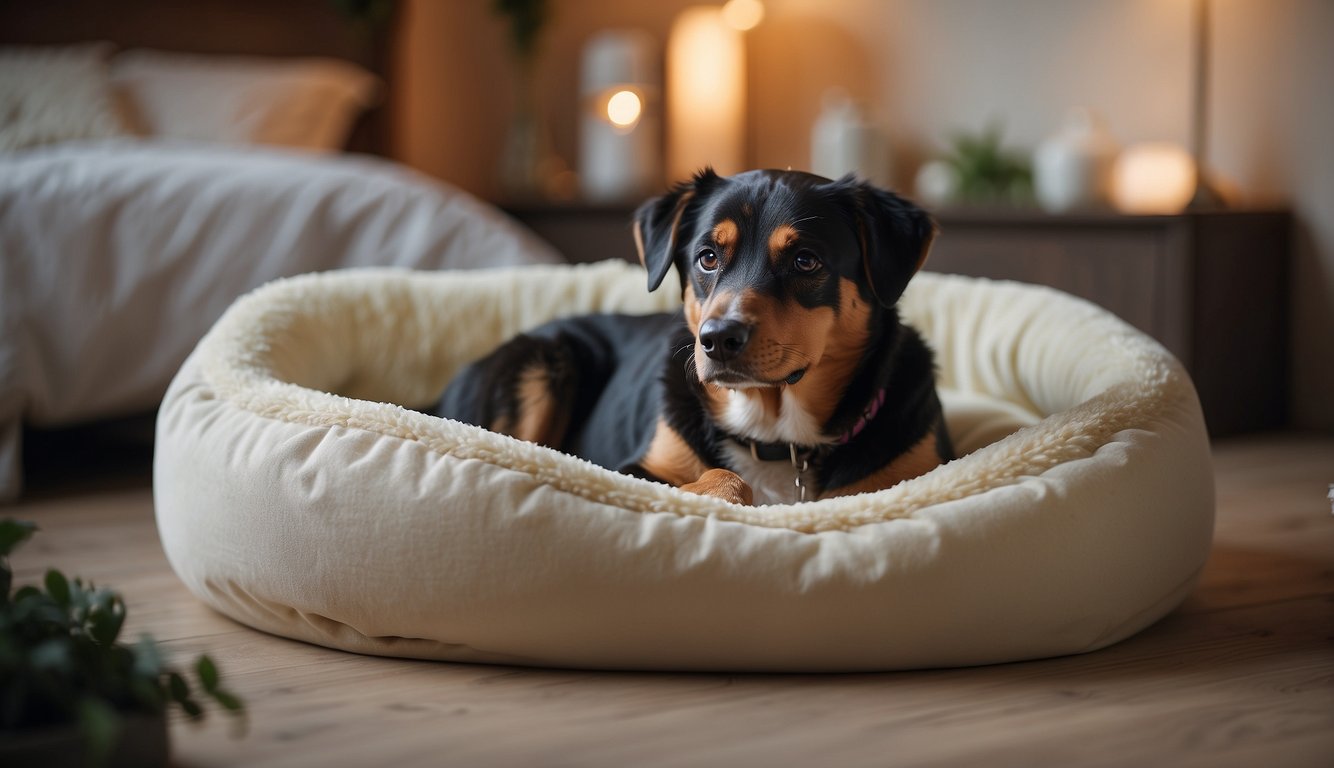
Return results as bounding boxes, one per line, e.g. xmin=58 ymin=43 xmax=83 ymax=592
xmin=1033 ymin=108 xmax=1119 ymax=212
xmin=811 ymin=90 xmax=890 ymax=186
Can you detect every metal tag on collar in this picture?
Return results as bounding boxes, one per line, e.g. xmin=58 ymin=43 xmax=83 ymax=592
xmin=789 ymin=443 xmax=810 ymax=503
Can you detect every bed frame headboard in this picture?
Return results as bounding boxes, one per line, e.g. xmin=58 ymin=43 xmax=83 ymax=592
xmin=0 ymin=0 xmax=399 ymax=156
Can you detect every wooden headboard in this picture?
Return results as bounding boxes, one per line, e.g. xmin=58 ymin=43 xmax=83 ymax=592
xmin=0 ymin=0 xmax=399 ymax=155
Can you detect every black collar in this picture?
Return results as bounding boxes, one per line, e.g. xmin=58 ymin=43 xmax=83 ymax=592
xmin=737 ymin=438 xmax=807 ymax=463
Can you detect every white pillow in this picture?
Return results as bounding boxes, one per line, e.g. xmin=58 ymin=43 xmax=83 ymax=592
xmin=110 ymin=50 xmax=380 ymax=151
xmin=0 ymin=44 xmax=129 ymax=152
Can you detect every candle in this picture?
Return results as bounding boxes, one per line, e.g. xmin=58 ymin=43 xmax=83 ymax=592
xmin=580 ymin=30 xmax=660 ymax=201
xmin=667 ymin=6 xmax=746 ymax=180
xmin=1111 ymin=142 xmax=1197 ymax=215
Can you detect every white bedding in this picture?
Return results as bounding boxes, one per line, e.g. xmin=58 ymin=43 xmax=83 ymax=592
xmin=0 ymin=140 xmax=560 ymax=499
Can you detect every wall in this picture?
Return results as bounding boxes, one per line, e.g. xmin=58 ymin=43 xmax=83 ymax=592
xmin=1210 ymin=0 xmax=1334 ymax=430
xmin=393 ymin=0 xmax=1333 ymax=429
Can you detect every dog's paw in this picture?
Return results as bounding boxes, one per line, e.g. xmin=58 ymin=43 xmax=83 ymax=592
xmin=680 ymin=469 xmax=754 ymax=506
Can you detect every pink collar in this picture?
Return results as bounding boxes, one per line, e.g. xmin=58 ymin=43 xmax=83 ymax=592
xmin=836 ymin=387 xmax=887 ymax=445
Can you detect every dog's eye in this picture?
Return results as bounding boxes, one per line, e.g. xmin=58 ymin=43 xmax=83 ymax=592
xmin=793 ymin=250 xmax=822 ymax=274
xmin=697 ymin=248 xmax=719 ymax=272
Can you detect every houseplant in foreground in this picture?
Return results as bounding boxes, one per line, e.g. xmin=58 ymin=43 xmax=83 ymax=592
xmin=0 ymin=519 xmax=244 ymax=766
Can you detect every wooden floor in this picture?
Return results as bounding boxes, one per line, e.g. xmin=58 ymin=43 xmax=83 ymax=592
xmin=8 ymin=432 xmax=1334 ymax=767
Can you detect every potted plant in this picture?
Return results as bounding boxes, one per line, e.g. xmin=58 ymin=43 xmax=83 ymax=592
xmin=915 ymin=123 xmax=1034 ymax=208
xmin=0 ymin=519 xmax=244 ymax=767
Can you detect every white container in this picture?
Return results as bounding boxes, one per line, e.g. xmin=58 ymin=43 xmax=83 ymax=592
xmin=580 ymin=30 xmax=660 ymax=201
xmin=810 ymin=90 xmax=890 ymax=186
xmin=913 ymin=160 xmax=959 ymax=208
xmin=1033 ymin=108 xmax=1119 ymax=213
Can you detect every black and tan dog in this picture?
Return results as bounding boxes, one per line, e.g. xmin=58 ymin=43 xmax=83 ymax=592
xmin=435 ymin=169 xmax=951 ymax=505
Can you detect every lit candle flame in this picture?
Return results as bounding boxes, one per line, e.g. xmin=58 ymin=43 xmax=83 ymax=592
xmin=606 ymin=89 xmax=643 ymax=129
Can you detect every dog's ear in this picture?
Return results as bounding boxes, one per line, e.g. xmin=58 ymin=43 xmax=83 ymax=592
xmin=836 ymin=177 xmax=937 ymax=308
xmin=633 ymin=168 xmax=720 ymax=292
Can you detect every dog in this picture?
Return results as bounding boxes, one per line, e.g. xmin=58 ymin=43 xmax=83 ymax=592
xmin=434 ymin=168 xmax=951 ymax=505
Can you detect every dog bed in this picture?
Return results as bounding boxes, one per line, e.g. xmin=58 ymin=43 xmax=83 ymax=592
xmin=154 ymin=261 xmax=1214 ymax=672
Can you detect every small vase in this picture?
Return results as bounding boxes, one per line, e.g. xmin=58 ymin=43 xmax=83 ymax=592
xmin=810 ymin=90 xmax=892 ymax=187
xmin=914 ymin=160 xmax=960 ymax=208
xmin=1033 ymin=108 xmax=1119 ymax=213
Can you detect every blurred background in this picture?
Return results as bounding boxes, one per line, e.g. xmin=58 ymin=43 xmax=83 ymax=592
xmin=1 ymin=0 xmax=1330 ymax=489
xmin=393 ymin=0 xmax=1332 ymax=431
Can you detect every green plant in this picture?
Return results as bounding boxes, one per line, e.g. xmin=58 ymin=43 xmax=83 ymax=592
xmin=940 ymin=123 xmax=1033 ymax=205
xmin=0 ymin=519 xmax=244 ymax=764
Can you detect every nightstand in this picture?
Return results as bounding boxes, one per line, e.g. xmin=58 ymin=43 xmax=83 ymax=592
xmin=504 ymin=202 xmax=1290 ymax=436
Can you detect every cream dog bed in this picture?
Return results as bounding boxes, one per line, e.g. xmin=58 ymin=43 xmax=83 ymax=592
xmin=154 ymin=261 xmax=1214 ymax=672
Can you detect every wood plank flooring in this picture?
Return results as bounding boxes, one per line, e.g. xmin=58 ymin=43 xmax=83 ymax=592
xmin=6 ymin=433 xmax=1333 ymax=767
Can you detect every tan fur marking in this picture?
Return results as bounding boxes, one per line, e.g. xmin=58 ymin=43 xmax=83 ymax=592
xmin=511 ymin=365 xmax=560 ymax=446
xmin=820 ymin=431 xmax=943 ymax=499
xmin=641 ymin=423 xmax=754 ymax=505
xmin=791 ymin=278 xmax=871 ymax=422
xmin=915 ymin=223 xmax=939 ymax=274
xmin=699 ymin=289 xmax=737 ymax=325
xmin=635 ymin=191 xmax=696 ymax=269
xmin=639 ymin=420 xmax=710 ymax=487
xmin=768 ymin=224 xmax=799 ymax=263
xmin=632 ymin=220 xmax=647 ymax=268
xmin=680 ymin=468 xmax=754 ymax=505
xmin=683 ymin=283 xmax=703 ymax=334
xmin=712 ymin=219 xmax=739 ymax=256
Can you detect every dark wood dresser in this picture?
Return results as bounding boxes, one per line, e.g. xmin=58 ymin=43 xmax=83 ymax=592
xmin=504 ymin=202 xmax=1291 ymax=436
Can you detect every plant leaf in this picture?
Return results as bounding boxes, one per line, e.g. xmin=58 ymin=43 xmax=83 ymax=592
xmin=207 ymin=687 xmax=245 ymax=713
xmin=88 ymin=596 xmax=126 ymax=647
xmin=195 ymin=655 xmax=220 ymax=691
xmin=214 ymin=689 xmax=250 ymax=738
xmin=129 ymin=675 xmax=166 ymax=713
xmin=0 ymin=519 xmax=37 ymax=556
xmin=168 ymin=671 xmax=190 ymax=702
xmin=180 ymin=697 xmax=204 ymax=720
xmin=13 ymin=585 xmax=41 ymax=602
xmin=30 ymin=637 xmax=73 ymax=673
xmin=45 ymin=569 xmax=71 ymax=607
xmin=133 ymin=635 xmax=163 ymax=678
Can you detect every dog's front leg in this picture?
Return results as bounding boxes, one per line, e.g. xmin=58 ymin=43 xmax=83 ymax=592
xmin=680 ymin=468 xmax=754 ymax=505
xmin=638 ymin=421 xmax=754 ymax=504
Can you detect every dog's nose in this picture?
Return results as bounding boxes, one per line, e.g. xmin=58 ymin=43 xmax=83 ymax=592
xmin=699 ymin=318 xmax=752 ymax=361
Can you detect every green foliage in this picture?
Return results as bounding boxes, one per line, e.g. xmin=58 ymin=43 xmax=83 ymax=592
xmin=941 ymin=123 xmax=1033 ymax=205
xmin=0 ymin=519 xmax=245 ymax=763
xmin=491 ymin=0 xmax=550 ymax=62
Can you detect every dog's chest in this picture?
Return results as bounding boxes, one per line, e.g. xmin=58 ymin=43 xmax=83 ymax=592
xmin=717 ymin=389 xmax=825 ymax=505
xmin=720 ymin=443 xmax=812 ymax=505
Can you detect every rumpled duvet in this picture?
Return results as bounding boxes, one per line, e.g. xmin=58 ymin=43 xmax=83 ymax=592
xmin=0 ymin=140 xmax=560 ymax=499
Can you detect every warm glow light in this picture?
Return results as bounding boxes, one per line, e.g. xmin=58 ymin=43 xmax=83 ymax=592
xmin=580 ymin=30 xmax=659 ymax=200
xmin=605 ymin=89 xmax=643 ymax=129
xmin=667 ymin=7 xmax=745 ymax=178
xmin=721 ymin=0 xmax=765 ymax=31
xmin=1111 ymin=142 xmax=1197 ymax=214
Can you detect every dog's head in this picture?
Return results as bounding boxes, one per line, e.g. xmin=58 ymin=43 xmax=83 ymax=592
xmin=634 ymin=168 xmax=935 ymax=391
